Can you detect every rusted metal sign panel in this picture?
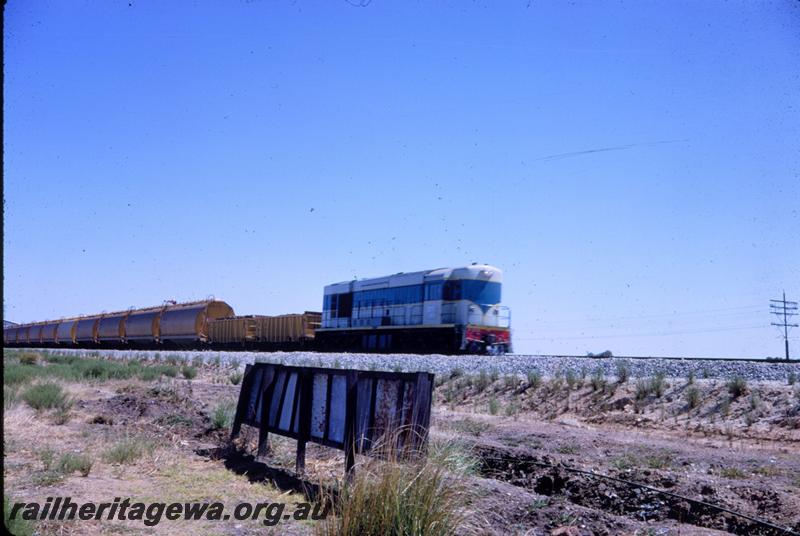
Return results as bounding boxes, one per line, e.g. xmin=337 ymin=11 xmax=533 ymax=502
xmin=231 ymin=363 xmax=434 ymax=474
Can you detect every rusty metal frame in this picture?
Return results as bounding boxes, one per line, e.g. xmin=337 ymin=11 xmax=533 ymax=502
xmin=231 ymin=363 xmax=434 ymax=476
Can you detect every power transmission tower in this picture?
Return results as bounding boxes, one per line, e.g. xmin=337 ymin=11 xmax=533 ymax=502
xmin=770 ymin=292 xmax=798 ymax=360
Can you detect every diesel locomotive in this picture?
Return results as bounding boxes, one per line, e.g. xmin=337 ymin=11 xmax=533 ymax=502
xmin=314 ymin=264 xmax=511 ymax=354
xmin=3 ymin=264 xmax=512 ymax=354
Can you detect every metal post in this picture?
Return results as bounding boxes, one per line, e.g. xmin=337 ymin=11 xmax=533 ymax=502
xmin=257 ymin=367 xmax=276 ymax=458
xmin=230 ymin=364 xmax=254 ymax=440
xmin=343 ymin=369 xmax=358 ymax=479
xmin=295 ymin=370 xmax=313 ymax=475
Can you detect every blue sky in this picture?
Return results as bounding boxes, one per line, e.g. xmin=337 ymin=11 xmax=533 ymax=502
xmin=4 ymin=1 xmax=799 ymax=357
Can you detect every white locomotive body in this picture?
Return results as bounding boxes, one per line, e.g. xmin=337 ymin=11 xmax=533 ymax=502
xmin=317 ymin=264 xmax=511 ymax=354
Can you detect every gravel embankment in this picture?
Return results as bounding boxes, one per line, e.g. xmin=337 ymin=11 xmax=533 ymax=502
xmin=20 ymin=348 xmax=800 ymax=382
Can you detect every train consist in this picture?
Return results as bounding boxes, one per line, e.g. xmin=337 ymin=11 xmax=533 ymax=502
xmin=3 ymin=300 xmax=320 ymax=351
xmin=3 ymin=264 xmax=511 ymax=354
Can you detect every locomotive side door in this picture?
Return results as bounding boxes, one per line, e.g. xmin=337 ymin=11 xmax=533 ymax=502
xmin=422 ymin=281 xmax=443 ymax=325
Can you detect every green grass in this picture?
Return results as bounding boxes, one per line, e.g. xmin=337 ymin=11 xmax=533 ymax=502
xmin=526 ymin=369 xmax=542 ymax=390
xmin=158 ymin=413 xmax=194 ymax=427
xmin=31 ymin=448 xmax=93 ymax=486
xmin=103 ymin=437 xmax=157 ymax=464
xmin=52 ymin=405 xmax=72 ymax=425
xmin=316 ymin=445 xmax=472 ymax=536
xmin=4 ymin=365 xmax=37 ymax=386
xmin=181 ymin=365 xmax=198 ymax=380
xmin=3 ymin=352 xmax=182 ymax=386
xmin=427 ymin=438 xmax=480 ymax=476
xmin=504 ymin=400 xmax=520 ymax=417
xmin=473 ymin=370 xmax=491 ymax=393
xmin=156 ymin=365 xmax=178 ymax=378
xmin=650 ymin=372 xmax=666 ymax=397
xmin=557 ymin=444 xmax=578 ymax=455
xmin=228 ymin=371 xmax=243 ymax=385
xmin=4 ymin=496 xmax=35 ymax=536
xmin=487 ymin=397 xmax=500 ymax=415
xmin=19 ymin=352 xmax=40 ymax=365
xmin=4 ymin=386 xmax=20 ymax=409
xmin=615 ymin=361 xmax=630 ymax=383
xmin=753 ymin=465 xmax=781 ymax=477
xmin=720 ymin=467 xmax=747 ymax=479
xmin=564 ymin=369 xmax=577 ymax=389
xmin=611 ymin=450 xmax=672 ymax=471
xmin=635 ymin=373 xmax=667 ymax=400
xmin=21 ymin=382 xmax=71 ymax=411
xmin=590 ymin=368 xmax=607 ymax=391
xmin=727 ymin=376 xmax=748 ymax=398
xmin=210 ymin=400 xmax=236 ymax=429
xmin=57 ymin=452 xmax=93 ymax=476
xmin=442 ymin=418 xmax=490 ymax=437
xmin=685 ymin=386 xmax=701 ymax=409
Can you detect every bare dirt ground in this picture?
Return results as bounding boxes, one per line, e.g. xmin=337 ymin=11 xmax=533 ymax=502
xmin=4 ymin=356 xmax=799 ymax=535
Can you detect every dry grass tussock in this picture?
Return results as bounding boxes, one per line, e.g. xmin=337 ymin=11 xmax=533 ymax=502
xmin=316 ymin=429 xmax=482 ymax=536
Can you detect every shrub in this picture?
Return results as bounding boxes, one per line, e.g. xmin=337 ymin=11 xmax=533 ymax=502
xmin=181 ymin=366 xmax=198 ymax=380
xmin=503 ymin=374 xmax=518 ymax=390
xmin=720 ymin=397 xmax=731 ymax=417
xmin=157 ymin=365 xmax=178 ymax=378
xmin=749 ymin=390 xmax=761 ymax=411
xmin=504 ymin=401 xmax=520 ymax=417
xmin=489 ymin=369 xmax=500 ymax=382
xmin=39 ymin=447 xmax=55 ymax=470
xmin=211 ymin=401 xmax=236 ymax=429
xmin=615 ymin=361 xmax=629 ymax=383
xmin=526 ymin=370 xmax=542 ymax=390
xmin=58 ymin=452 xmax=93 ymax=476
xmin=685 ymin=386 xmax=701 ymax=409
xmin=103 ymin=437 xmax=156 ymax=464
xmin=229 ymin=372 xmax=243 ymax=385
xmin=788 ymin=371 xmax=797 ymax=386
xmin=487 ymin=397 xmax=500 ymax=416
xmin=474 ymin=370 xmax=491 ymax=393
xmin=590 ymin=368 xmax=606 ymax=391
xmin=229 ymin=357 xmax=241 ymax=370
xmin=720 ymin=467 xmax=746 ymax=479
xmin=686 ymin=370 xmax=695 ymax=385
xmin=137 ymin=367 xmax=161 ymax=382
xmin=22 ymin=383 xmax=70 ymax=410
xmin=650 ymin=372 xmax=666 ymax=398
xmin=727 ymin=376 xmax=748 ymax=398
xmin=19 ymin=352 xmax=40 ymax=365
xmin=564 ymin=369 xmax=577 ymax=389
xmin=635 ymin=378 xmax=651 ymax=400
xmin=52 ymin=405 xmax=72 ymax=425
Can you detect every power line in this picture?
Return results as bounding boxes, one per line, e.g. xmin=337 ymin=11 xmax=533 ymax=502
xmin=770 ymin=291 xmax=798 ymax=360
xmin=530 ymin=304 xmax=764 ymax=325
xmin=516 ymin=324 xmax=766 ymax=341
